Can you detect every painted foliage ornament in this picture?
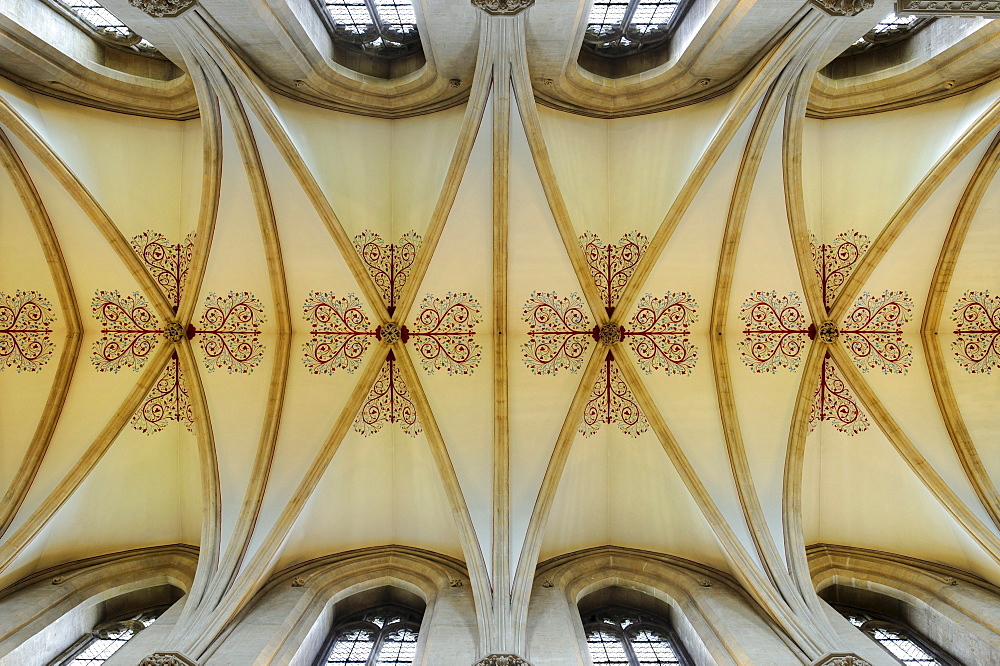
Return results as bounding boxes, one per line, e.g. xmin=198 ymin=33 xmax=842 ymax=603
xmin=470 ymin=0 xmax=534 ymax=15
xmin=808 ymin=0 xmax=874 ymax=15
xmin=127 ymin=0 xmax=197 ymax=17
xmin=474 ymin=656 xmax=532 ymax=666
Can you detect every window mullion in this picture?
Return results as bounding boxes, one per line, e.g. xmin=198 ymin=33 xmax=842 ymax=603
xmin=619 ymin=0 xmax=642 ymax=36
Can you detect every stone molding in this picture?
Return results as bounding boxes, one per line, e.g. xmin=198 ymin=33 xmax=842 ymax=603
xmin=895 ymin=0 xmax=1000 ymax=14
xmin=127 ymin=0 xmax=197 ymax=18
xmin=470 ymin=0 xmax=535 ymax=15
xmin=474 ymin=655 xmax=532 ymax=666
xmin=138 ymin=653 xmax=199 ymax=666
xmin=812 ymin=654 xmax=874 ymax=665
xmin=808 ymin=0 xmax=875 ymax=15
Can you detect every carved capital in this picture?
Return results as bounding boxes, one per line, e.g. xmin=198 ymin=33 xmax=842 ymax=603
xmin=127 ymin=0 xmax=197 ymax=18
xmin=812 ymin=654 xmax=874 ymax=666
xmin=895 ymin=0 xmax=1000 ymax=15
xmin=808 ymin=0 xmax=874 ymax=15
xmin=470 ymin=0 xmax=535 ymax=15
xmin=139 ymin=653 xmax=199 ymax=666
xmin=474 ymin=656 xmax=532 ymax=666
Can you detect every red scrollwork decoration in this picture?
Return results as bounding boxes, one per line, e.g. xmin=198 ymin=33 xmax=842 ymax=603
xmin=580 ymin=352 xmax=648 ymax=438
xmin=811 ymin=230 xmax=869 ymax=312
xmin=580 ymin=231 xmax=648 ymax=314
xmin=197 ymin=291 xmax=266 ymax=373
xmin=951 ymin=290 xmax=1000 ymax=374
xmin=409 ymin=292 xmax=482 ymax=375
xmin=739 ymin=291 xmax=809 ymax=373
xmin=0 ymin=290 xmax=55 ymax=373
xmin=809 ymin=353 xmax=869 ymax=435
xmin=92 ymin=290 xmax=162 ymax=372
xmin=522 ymin=292 xmax=594 ymax=375
xmin=625 ymin=292 xmax=698 ymax=375
xmin=354 ymin=351 xmax=421 ymax=436
xmin=302 ymin=292 xmax=374 ymax=374
xmin=353 ymin=231 xmax=421 ymax=313
xmin=840 ymin=290 xmax=912 ymax=374
xmin=130 ymin=352 xmax=195 ymax=434
xmin=130 ymin=230 xmax=195 ymax=310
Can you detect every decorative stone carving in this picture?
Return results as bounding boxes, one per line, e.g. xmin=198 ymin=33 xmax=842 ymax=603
xmin=808 ymin=0 xmax=874 ymax=16
xmin=379 ymin=321 xmax=403 ymax=345
xmin=127 ymin=0 xmax=197 ymax=18
xmin=599 ymin=322 xmax=622 ymax=345
xmin=470 ymin=0 xmax=534 ymax=15
xmin=895 ymin=1 xmax=1000 ymax=15
xmin=138 ymin=653 xmax=199 ymax=666
xmin=163 ymin=321 xmax=186 ymax=343
xmin=818 ymin=321 xmax=839 ymax=344
xmin=812 ymin=654 xmax=874 ymax=666
xmin=474 ymin=656 xmax=532 ymax=666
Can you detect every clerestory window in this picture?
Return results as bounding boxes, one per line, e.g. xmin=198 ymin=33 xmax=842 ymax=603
xmin=841 ymin=12 xmax=933 ymax=56
xmin=50 ymin=0 xmax=158 ymax=53
xmin=835 ymin=606 xmax=958 ymax=666
xmin=582 ymin=0 xmax=688 ymax=59
xmin=316 ymin=605 xmax=421 ymax=666
xmin=50 ymin=607 xmax=165 ymax=666
xmin=583 ymin=606 xmax=692 ymax=666
xmin=316 ymin=0 xmax=421 ymax=58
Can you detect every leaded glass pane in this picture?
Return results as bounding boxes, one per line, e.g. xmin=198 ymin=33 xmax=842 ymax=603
xmin=374 ymin=627 xmax=418 ymax=664
xmin=584 ymin=0 xmax=682 ymax=57
xmin=868 ymin=626 xmax=942 ymax=665
xmin=65 ymin=627 xmax=135 ymax=666
xmin=630 ymin=628 xmax=681 ymax=665
xmin=62 ymin=0 xmax=155 ymax=49
xmin=871 ymin=12 xmax=917 ymax=35
xmin=586 ymin=629 xmax=630 ymax=665
xmin=322 ymin=0 xmax=420 ymax=56
xmin=325 ymin=629 xmax=377 ymax=665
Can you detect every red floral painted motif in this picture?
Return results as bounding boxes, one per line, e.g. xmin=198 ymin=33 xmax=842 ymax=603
xmin=0 ymin=290 xmax=55 ymax=373
xmin=354 ymin=351 xmax=421 ymax=436
xmin=130 ymin=230 xmax=195 ymax=310
xmin=522 ymin=292 xmax=594 ymax=374
xmin=92 ymin=291 xmax=162 ymax=372
xmin=131 ymin=352 xmax=195 ymax=434
xmin=580 ymin=352 xmax=648 ymax=438
xmin=809 ymin=353 xmax=869 ymax=435
xmin=739 ymin=291 xmax=809 ymax=373
xmin=302 ymin=292 xmax=375 ymax=374
xmin=409 ymin=292 xmax=482 ymax=375
xmin=811 ymin=230 xmax=869 ymax=312
xmin=951 ymin=291 xmax=1000 ymax=374
xmin=580 ymin=231 xmax=648 ymax=314
xmin=841 ymin=291 xmax=912 ymax=374
xmin=353 ymin=231 xmax=421 ymax=314
xmin=625 ymin=292 xmax=698 ymax=375
xmin=198 ymin=291 xmax=266 ymax=373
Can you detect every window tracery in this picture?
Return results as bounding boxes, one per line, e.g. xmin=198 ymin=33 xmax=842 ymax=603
xmin=54 ymin=0 xmax=159 ymax=53
xmin=835 ymin=606 xmax=956 ymax=666
xmin=582 ymin=0 xmax=687 ymax=58
xmin=841 ymin=12 xmax=933 ymax=56
xmin=52 ymin=607 xmax=164 ymax=666
xmin=317 ymin=605 xmax=421 ymax=666
xmin=317 ymin=0 xmax=421 ymax=58
xmin=582 ymin=607 xmax=691 ymax=666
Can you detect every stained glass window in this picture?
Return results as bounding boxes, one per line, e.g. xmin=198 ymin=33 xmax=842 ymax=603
xmin=320 ymin=0 xmax=421 ymax=57
xmin=53 ymin=609 xmax=163 ymax=666
xmin=59 ymin=0 xmax=156 ymax=51
xmin=834 ymin=607 xmax=955 ymax=666
xmin=319 ymin=606 xmax=421 ymax=666
xmin=583 ymin=0 xmax=686 ymax=58
xmin=583 ymin=607 xmax=690 ymax=666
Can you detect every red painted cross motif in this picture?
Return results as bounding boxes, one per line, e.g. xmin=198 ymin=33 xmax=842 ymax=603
xmin=580 ymin=352 xmax=648 ymax=438
xmin=625 ymin=292 xmax=698 ymax=375
xmin=810 ymin=230 xmax=869 ymax=312
xmin=580 ymin=231 xmax=648 ymax=315
xmin=353 ymin=231 xmax=421 ymax=315
xmin=810 ymin=352 xmax=869 ymax=435
xmin=130 ymin=352 xmax=195 ymax=435
xmin=302 ymin=292 xmax=375 ymax=374
xmin=198 ymin=292 xmax=266 ymax=373
xmin=130 ymin=230 xmax=195 ymax=311
xmin=92 ymin=291 xmax=162 ymax=373
xmin=739 ymin=291 xmax=810 ymax=373
xmin=0 ymin=290 xmax=55 ymax=373
xmin=354 ymin=351 xmax=421 ymax=436
xmin=952 ymin=291 xmax=1000 ymax=374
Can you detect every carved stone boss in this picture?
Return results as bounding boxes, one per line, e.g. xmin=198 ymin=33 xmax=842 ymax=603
xmin=808 ymin=0 xmax=875 ymax=16
xmin=138 ymin=653 xmax=199 ymax=666
xmin=127 ymin=0 xmax=197 ymax=18
xmin=471 ymin=0 xmax=535 ymax=15
xmin=474 ymin=655 xmax=532 ymax=666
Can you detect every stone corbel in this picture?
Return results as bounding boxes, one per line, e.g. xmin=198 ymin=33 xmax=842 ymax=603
xmin=812 ymin=654 xmax=874 ymax=666
xmin=895 ymin=1 xmax=1000 ymax=15
xmin=474 ymin=655 xmax=532 ymax=666
xmin=470 ymin=0 xmax=534 ymax=15
xmin=138 ymin=653 xmax=200 ymax=666
xmin=127 ymin=0 xmax=198 ymax=17
xmin=808 ymin=0 xmax=875 ymax=15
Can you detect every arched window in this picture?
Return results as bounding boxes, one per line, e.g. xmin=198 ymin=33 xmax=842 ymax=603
xmin=317 ymin=605 xmax=421 ymax=666
xmin=834 ymin=606 xmax=958 ymax=666
xmin=46 ymin=0 xmax=158 ymax=54
xmin=582 ymin=0 xmax=688 ymax=59
xmin=50 ymin=606 xmax=166 ymax=666
xmin=583 ymin=606 xmax=692 ymax=666
xmin=840 ymin=12 xmax=933 ymax=56
xmin=316 ymin=0 xmax=421 ymax=58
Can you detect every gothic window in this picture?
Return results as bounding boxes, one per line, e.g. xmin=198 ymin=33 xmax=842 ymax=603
xmin=50 ymin=607 xmax=164 ymax=666
xmin=316 ymin=0 xmax=421 ymax=58
xmin=835 ymin=606 xmax=957 ymax=666
xmin=317 ymin=605 xmax=421 ymax=666
xmin=52 ymin=0 xmax=158 ymax=53
xmin=582 ymin=0 xmax=688 ymax=58
xmin=841 ymin=12 xmax=933 ymax=56
xmin=582 ymin=606 xmax=692 ymax=666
